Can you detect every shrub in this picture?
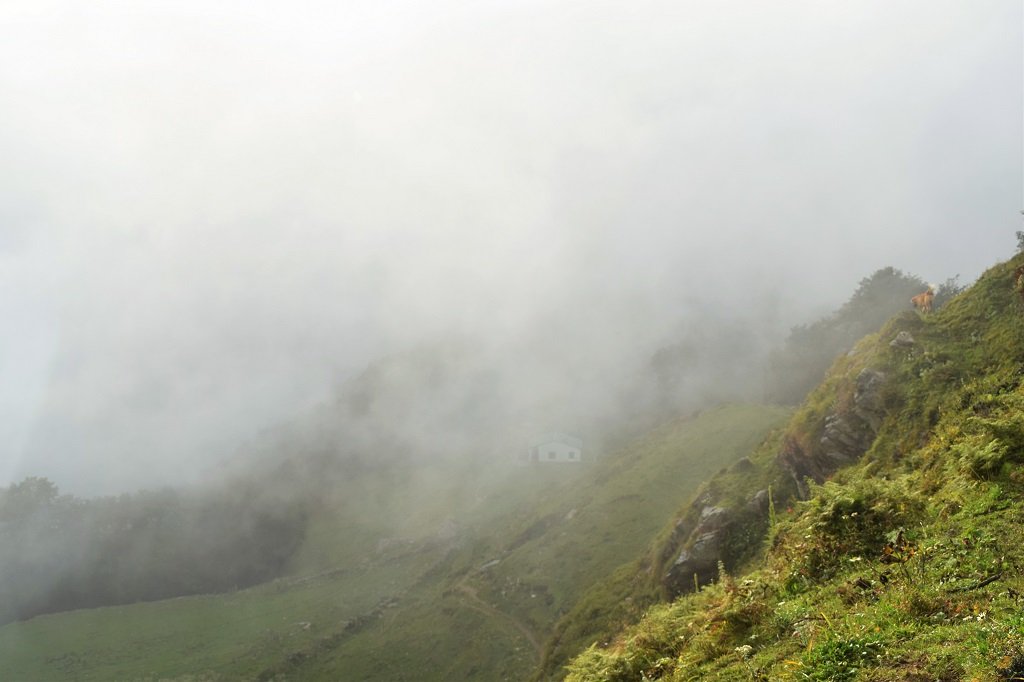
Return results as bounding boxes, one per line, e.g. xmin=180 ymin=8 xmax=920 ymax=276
xmin=794 ymin=476 xmax=924 ymax=580
xmin=953 ymin=436 xmax=1010 ymax=479
xmin=801 ymin=635 xmax=884 ymax=682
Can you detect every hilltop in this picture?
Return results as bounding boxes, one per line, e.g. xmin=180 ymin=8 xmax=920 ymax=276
xmin=564 ymin=252 xmax=1024 ymax=681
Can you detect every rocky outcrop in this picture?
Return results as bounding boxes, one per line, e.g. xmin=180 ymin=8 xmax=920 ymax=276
xmin=661 ymin=368 xmax=889 ymax=597
xmin=663 ymin=505 xmax=734 ymax=595
xmin=730 ymin=456 xmax=755 ymax=473
xmin=889 ymin=331 xmax=916 ymax=348
xmin=747 ymin=488 xmax=770 ymax=514
xmin=778 ymin=368 xmax=888 ymax=498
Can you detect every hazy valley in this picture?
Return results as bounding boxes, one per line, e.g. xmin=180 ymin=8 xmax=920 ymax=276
xmin=1 ymin=3 xmax=1020 ymax=681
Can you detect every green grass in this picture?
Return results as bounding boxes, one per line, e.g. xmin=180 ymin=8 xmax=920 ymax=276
xmin=291 ymin=403 xmax=789 ymax=682
xmin=0 ymin=404 xmax=788 ymax=681
xmin=565 ymin=251 xmax=1024 ymax=682
xmin=24 ymin=244 xmax=1021 ymax=682
xmin=0 ymin=541 xmax=448 ymax=681
xmin=528 ymin=405 xmax=791 ymax=679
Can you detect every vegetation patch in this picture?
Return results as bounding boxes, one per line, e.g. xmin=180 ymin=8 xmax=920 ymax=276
xmin=565 ymin=252 xmax=1024 ymax=681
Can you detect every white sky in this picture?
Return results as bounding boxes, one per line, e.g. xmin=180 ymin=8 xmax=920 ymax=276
xmin=1 ymin=1 xmax=1021 ymax=493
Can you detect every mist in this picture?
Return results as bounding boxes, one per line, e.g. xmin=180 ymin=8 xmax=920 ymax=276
xmin=1 ymin=1 xmax=1020 ymax=494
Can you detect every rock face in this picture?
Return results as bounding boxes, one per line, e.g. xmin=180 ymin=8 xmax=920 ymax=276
xmin=778 ymin=368 xmax=888 ymax=498
xmin=731 ymin=456 xmax=755 ymax=473
xmin=661 ymin=367 xmax=890 ymax=598
xmin=747 ymin=488 xmax=770 ymax=514
xmin=889 ymin=331 xmax=916 ymax=348
xmin=663 ymin=505 xmax=733 ymax=595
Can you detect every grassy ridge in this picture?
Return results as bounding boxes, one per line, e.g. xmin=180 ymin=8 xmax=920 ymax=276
xmin=565 ymin=252 xmax=1024 ymax=681
xmin=0 ymin=405 xmax=788 ymax=681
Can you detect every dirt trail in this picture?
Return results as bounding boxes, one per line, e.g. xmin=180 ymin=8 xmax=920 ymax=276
xmin=455 ymin=578 xmax=542 ymax=663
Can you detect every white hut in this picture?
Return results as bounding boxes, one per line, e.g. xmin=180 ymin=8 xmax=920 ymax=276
xmin=527 ymin=433 xmax=583 ymax=463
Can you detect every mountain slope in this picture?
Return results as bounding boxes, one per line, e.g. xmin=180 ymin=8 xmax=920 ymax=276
xmin=0 ymin=405 xmax=788 ymax=681
xmin=565 ymin=251 xmax=1024 ymax=681
xmin=251 ymin=404 xmax=791 ymax=682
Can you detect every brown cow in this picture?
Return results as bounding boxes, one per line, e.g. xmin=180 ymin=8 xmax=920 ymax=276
xmin=911 ymin=289 xmax=934 ymax=314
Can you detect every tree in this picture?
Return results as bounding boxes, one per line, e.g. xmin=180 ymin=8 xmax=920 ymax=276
xmin=765 ymin=267 xmax=928 ymax=404
xmin=933 ymin=275 xmax=966 ymax=310
xmin=0 ymin=477 xmax=60 ymax=522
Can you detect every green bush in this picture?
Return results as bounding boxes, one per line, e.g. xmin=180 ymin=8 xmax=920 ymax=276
xmin=953 ymin=436 xmax=1010 ymax=479
xmin=795 ymin=476 xmax=923 ymax=580
xmin=801 ymin=635 xmax=884 ymax=682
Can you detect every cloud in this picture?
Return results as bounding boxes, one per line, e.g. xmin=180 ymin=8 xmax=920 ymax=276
xmin=0 ymin=1 xmax=1019 ymax=493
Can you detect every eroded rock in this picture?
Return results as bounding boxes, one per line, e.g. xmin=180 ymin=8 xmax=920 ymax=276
xmin=747 ymin=489 xmax=770 ymax=514
xmin=889 ymin=330 xmax=916 ymax=348
xmin=778 ymin=368 xmax=888 ymax=498
xmin=663 ymin=505 xmax=734 ymax=595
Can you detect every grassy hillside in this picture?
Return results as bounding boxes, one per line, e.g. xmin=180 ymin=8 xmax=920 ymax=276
xmin=0 ymin=404 xmax=787 ymax=681
xmin=536 ymin=415 xmax=796 ymax=680
xmin=564 ymin=252 xmax=1024 ymax=681
xmin=0 ymin=541 xmax=447 ymax=681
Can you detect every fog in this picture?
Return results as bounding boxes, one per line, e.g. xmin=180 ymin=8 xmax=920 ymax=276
xmin=1 ymin=1 xmax=1020 ymax=494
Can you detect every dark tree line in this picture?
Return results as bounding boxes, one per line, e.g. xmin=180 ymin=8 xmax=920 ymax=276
xmin=0 ymin=474 xmax=308 ymax=625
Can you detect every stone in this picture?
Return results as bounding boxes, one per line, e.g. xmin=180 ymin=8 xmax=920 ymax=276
xmin=731 ymin=456 xmax=755 ymax=472
xmin=778 ymin=368 xmax=888 ymax=498
xmin=890 ymin=330 xmax=916 ymax=348
xmin=747 ymin=489 xmax=770 ymax=514
xmin=663 ymin=505 xmax=734 ymax=596
xmin=696 ymin=506 xmax=731 ymax=532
